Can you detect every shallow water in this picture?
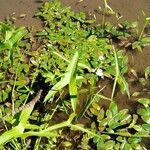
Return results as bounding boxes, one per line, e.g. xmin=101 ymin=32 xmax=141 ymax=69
xmin=0 ymin=0 xmax=149 ymax=28
xmin=0 ymin=0 xmax=43 ymax=30
xmin=61 ymin=0 xmax=150 ymax=27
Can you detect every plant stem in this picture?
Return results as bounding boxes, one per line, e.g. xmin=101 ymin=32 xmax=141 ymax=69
xmin=102 ymin=131 xmax=150 ymax=138
xmin=70 ymin=124 xmax=102 ymax=139
xmin=138 ymin=20 xmax=148 ymax=41
xmin=111 ymin=46 xmax=119 ymax=100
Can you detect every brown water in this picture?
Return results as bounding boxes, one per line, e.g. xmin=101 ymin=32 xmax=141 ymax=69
xmin=0 ymin=0 xmax=150 ymax=28
xmin=0 ymin=0 xmax=43 ymax=30
xmin=61 ymin=0 xmax=150 ymax=27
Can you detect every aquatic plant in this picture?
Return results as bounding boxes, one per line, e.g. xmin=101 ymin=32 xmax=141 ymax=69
xmin=36 ymin=0 xmax=129 ymax=96
xmin=0 ymin=0 xmax=149 ymax=149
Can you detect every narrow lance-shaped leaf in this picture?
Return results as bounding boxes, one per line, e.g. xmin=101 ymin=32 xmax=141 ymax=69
xmin=69 ymin=70 xmax=78 ymax=112
xmin=0 ymin=124 xmax=24 ymax=145
xmin=8 ymin=27 xmax=27 ymax=48
xmin=44 ymin=52 xmax=79 ymax=102
xmin=53 ymin=51 xmax=91 ymax=72
xmin=0 ymin=90 xmax=42 ymax=145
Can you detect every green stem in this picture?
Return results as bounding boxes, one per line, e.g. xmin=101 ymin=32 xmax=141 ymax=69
xmin=102 ymin=131 xmax=150 ymax=138
xmin=111 ymin=46 xmax=119 ymax=100
xmin=0 ymin=80 xmax=13 ymax=84
xmin=34 ymin=104 xmax=59 ymax=150
xmin=138 ymin=20 xmax=148 ymax=41
xmin=70 ymin=124 xmax=101 ymax=139
xmin=102 ymin=0 xmax=107 ymax=29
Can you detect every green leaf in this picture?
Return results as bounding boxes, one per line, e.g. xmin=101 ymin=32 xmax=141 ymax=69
xmin=133 ymin=125 xmax=143 ymax=132
xmin=109 ymin=101 xmax=118 ymax=116
xmin=108 ymin=121 xmax=121 ymax=129
xmin=131 ymin=143 xmax=143 ymax=150
xmin=62 ymin=141 xmax=72 ymax=147
xmin=106 ymin=110 xmax=113 ymax=118
xmin=92 ymin=102 xmax=101 ymax=111
xmin=134 ymin=131 xmax=150 ymax=137
xmin=120 ymin=114 xmax=131 ymax=124
xmin=144 ymin=66 xmax=150 ymax=79
xmin=44 ymin=52 xmax=79 ymax=102
xmin=80 ymin=134 xmax=90 ymax=150
xmin=142 ymin=124 xmax=150 ymax=132
xmin=90 ymin=107 xmax=99 ymax=116
xmin=123 ymin=142 xmax=132 ymax=150
xmin=69 ymin=59 xmax=78 ymax=112
xmin=0 ymin=123 xmax=24 ymax=145
xmin=104 ymin=140 xmax=115 ymax=150
xmin=53 ymin=51 xmax=91 ymax=72
xmin=108 ymin=109 xmax=129 ymax=129
xmin=141 ymin=37 xmax=150 ymax=46
xmin=128 ymin=137 xmax=142 ymax=144
xmin=118 ymin=75 xmax=130 ymax=98
xmin=141 ymin=116 xmax=150 ymax=124
xmin=97 ymin=108 xmax=105 ymax=121
xmin=9 ymin=27 xmax=27 ymax=46
xmin=0 ymin=25 xmax=27 ymax=50
xmin=99 ymin=118 xmax=110 ymax=127
xmin=137 ymin=108 xmax=150 ymax=116
xmin=138 ymin=98 xmax=150 ymax=107
xmin=93 ymin=136 xmax=104 ymax=150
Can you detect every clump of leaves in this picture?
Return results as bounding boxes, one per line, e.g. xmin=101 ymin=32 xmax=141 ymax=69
xmin=0 ymin=52 xmax=79 ymax=146
xmin=132 ymin=17 xmax=150 ymax=51
xmin=137 ymin=98 xmax=150 ymax=124
xmin=0 ymin=22 xmax=42 ymax=116
xmin=89 ymin=21 xmax=137 ymax=39
xmin=87 ymin=99 xmax=150 ymax=149
xmin=0 ymin=22 xmax=30 ymax=107
xmin=36 ymin=0 xmax=129 ymax=95
xmin=0 ymin=22 xmax=27 ymax=63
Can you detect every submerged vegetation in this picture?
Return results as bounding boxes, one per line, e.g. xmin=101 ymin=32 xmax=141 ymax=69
xmin=0 ymin=0 xmax=150 ymax=149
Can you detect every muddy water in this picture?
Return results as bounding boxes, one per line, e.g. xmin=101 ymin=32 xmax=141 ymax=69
xmin=0 ymin=0 xmax=44 ymax=30
xmin=0 ymin=0 xmax=150 ymax=28
xmin=60 ymin=0 xmax=150 ymax=27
